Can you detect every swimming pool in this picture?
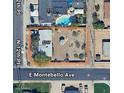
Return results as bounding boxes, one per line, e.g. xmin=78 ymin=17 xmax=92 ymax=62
xmin=67 ymin=0 xmax=74 ymax=6
xmin=56 ymin=15 xmax=71 ymax=26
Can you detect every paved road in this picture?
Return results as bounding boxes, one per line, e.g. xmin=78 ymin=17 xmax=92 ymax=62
xmin=13 ymin=0 xmax=23 ymax=67
xmin=13 ymin=68 xmax=110 ymax=80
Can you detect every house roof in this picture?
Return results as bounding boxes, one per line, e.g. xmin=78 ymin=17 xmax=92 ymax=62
xmin=39 ymin=30 xmax=52 ymax=57
xmin=72 ymin=2 xmax=85 ymax=9
xmin=39 ymin=0 xmax=53 ymax=23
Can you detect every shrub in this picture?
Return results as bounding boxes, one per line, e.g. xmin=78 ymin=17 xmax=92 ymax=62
xmin=30 ymin=3 xmax=34 ymax=12
xmin=74 ymin=53 xmax=79 ymax=58
xmin=95 ymin=4 xmax=100 ymax=11
xmin=79 ymin=53 xmax=84 ymax=59
xmin=75 ymin=40 xmax=80 ymax=48
xmin=93 ymin=20 xmax=105 ymax=29
xmin=72 ymin=31 xmax=78 ymax=37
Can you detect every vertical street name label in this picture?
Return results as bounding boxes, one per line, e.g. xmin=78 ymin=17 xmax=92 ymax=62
xmin=16 ymin=39 xmax=22 ymax=65
xmin=16 ymin=0 xmax=23 ymax=15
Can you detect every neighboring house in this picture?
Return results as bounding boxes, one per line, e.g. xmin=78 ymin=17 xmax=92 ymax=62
xmin=95 ymin=29 xmax=110 ymax=62
xmin=39 ymin=0 xmax=68 ymax=24
xmin=104 ymin=0 xmax=110 ymax=27
xmin=72 ymin=1 xmax=85 ymax=9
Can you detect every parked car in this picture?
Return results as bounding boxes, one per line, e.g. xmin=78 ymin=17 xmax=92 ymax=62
xmin=84 ymin=85 xmax=88 ymax=93
xmin=79 ymin=83 xmax=83 ymax=93
xmin=79 ymin=83 xmax=83 ymax=88
xmin=61 ymin=83 xmax=65 ymax=92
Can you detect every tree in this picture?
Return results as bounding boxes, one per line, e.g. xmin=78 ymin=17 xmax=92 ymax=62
xmin=66 ymin=53 xmax=69 ymax=58
xmin=95 ymin=4 xmax=100 ymax=11
xmin=30 ymin=16 xmax=34 ymax=23
xmin=79 ymin=53 xmax=84 ymax=59
xmin=81 ymin=43 xmax=86 ymax=49
xmin=92 ymin=12 xmax=99 ymax=22
xmin=30 ymin=3 xmax=34 ymax=12
xmin=75 ymin=40 xmax=80 ymax=48
xmin=72 ymin=31 xmax=78 ymax=37
xmin=74 ymin=53 xmax=78 ymax=58
xmin=33 ymin=52 xmax=51 ymax=62
xmin=93 ymin=20 xmax=105 ymax=29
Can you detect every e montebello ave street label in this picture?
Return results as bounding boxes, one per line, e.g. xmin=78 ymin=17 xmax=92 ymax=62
xmin=28 ymin=72 xmax=75 ymax=78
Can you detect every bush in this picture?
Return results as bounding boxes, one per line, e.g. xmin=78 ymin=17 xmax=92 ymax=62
xmin=30 ymin=3 xmax=34 ymax=12
xmin=33 ymin=52 xmax=51 ymax=62
xmin=30 ymin=16 xmax=34 ymax=23
xmin=75 ymin=40 xmax=80 ymax=48
xmin=93 ymin=20 xmax=105 ymax=29
xmin=79 ymin=53 xmax=84 ymax=59
xmin=92 ymin=12 xmax=99 ymax=23
xmin=95 ymin=4 xmax=100 ymax=11
xmin=81 ymin=43 xmax=86 ymax=49
xmin=74 ymin=53 xmax=79 ymax=58
xmin=72 ymin=31 xmax=79 ymax=37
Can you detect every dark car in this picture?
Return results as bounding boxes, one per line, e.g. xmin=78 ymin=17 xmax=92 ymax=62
xmin=84 ymin=85 xmax=88 ymax=93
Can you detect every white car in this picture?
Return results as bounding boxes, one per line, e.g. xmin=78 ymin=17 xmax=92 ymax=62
xmin=84 ymin=85 xmax=88 ymax=93
xmin=61 ymin=83 xmax=65 ymax=92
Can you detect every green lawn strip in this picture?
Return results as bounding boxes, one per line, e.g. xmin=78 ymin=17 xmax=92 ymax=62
xmin=13 ymin=83 xmax=22 ymax=93
xmin=23 ymin=83 xmax=50 ymax=93
xmin=94 ymin=83 xmax=110 ymax=93
xmin=14 ymin=83 xmax=50 ymax=93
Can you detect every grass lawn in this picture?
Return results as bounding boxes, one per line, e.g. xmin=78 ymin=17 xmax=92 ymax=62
xmin=94 ymin=83 xmax=110 ymax=93
xmin=13 ymin=83 xmax=51 ymax=93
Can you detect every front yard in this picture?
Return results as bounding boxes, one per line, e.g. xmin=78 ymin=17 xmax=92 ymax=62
xmin=13 ymin=83 xmax=51 ymax=93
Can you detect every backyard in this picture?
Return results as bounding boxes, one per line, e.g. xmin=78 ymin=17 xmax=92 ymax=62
xmin=52 ymin=28 xmax=86 ymax=62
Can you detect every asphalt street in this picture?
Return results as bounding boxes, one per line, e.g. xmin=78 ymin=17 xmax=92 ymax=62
xmin=13 ymin=0 xmax=23 ymax=66
xmin=13 ymin=68 xmax=110 ymax=80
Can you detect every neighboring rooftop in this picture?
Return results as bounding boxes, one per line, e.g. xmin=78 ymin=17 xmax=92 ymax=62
xmin=39 ymin=0 xmax=53 ymax=23
xmin=95 ymin=29 xmax=110 ymax=61
xmin=104 ymin=0 xmax=110 ymax=26
xmin=72 ymin=1 xmax=86 ymax=9
xmin=104 ymin=1 xmax=110 ymax=19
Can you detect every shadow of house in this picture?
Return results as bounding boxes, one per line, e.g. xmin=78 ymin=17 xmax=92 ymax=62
xmin=22 ymin=89 xmax=41 ymax=93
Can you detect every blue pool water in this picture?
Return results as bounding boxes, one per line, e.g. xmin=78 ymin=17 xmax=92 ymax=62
xmin=67 ymin=0 xmax=74 ymax=6
xmin=56 ymin=15 xmax=71 ymax=26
